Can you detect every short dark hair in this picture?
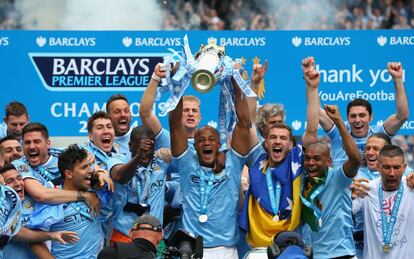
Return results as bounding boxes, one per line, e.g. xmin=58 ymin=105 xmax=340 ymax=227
xmin=367 ymin=133 xmax=391 ymax=145
xmin=0 ymin=135 xmax=20 ymax=155
xmin=0 ymin=163 xmax=17 ymax=175
xmin=5 ymin=101 xmax=28 ymax=119
xmin=347 ymin=98 xmax=372 ymax=116
xmin=265 ymin=122 xmax=293 ymax=141
xmin=194 ymin=125 xmax=220 ymax=144
xmin=87 ymin=111 xmax=111 ymax=133
xmin=378 ymin=145 xmax=405 ymax=163
xmin=130 ymin=126 xmax=155 ymax=142
xmin=58 ymin=144 xmax=88 ymax=179
xmin=22 ymin=122 xmax=49 ymax=140
xmin=106 ymin=94 xmax=129 ymax=114
xmin=0 ymin=135 xmax=19 ymax=146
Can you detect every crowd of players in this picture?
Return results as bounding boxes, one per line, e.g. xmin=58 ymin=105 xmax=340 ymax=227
xmin=0 ymin=57 xmax=412 ymax=259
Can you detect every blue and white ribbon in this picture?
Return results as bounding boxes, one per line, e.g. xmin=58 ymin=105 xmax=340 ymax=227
xmin=379 ymin=181 xmax=403 ymax=249
xmin=157 ymin=35 xmax=255 ymax=143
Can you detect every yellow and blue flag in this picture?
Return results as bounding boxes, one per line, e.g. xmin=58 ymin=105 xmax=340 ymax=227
xmin=239 ymin=145 xmax=303 ymax=247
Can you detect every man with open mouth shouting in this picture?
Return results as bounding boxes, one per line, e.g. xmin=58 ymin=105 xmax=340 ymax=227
xmin=169 ymin=73 xmax=254 ymax=258
xmin=239 ymin=57 xmax=320 ymax=259
xmin=12 ymin=123 xmax=102 ymax=221
xmin=319 ymin=62 xmax=409 ymax=168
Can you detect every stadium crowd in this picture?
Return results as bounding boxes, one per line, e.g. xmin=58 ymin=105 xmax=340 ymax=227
xmin=1 ymin=0 xmax=414 ymax=30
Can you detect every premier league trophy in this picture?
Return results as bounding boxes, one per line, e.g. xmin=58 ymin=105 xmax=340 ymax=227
xmin=190 ymin=40 xmax=225 ymax=93
xmin=157 ymin=35 xmax=255 ymax=144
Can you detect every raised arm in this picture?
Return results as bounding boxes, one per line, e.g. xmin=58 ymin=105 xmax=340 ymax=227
xmin=139 ymin=63 xmax=165 ymax=135
xmin=248 ymin=60 xmax=268 ymax=124
xmin=301 ymin=57 xmax=320 ymax=147
xmin=169 ymin=98 xmax=188 ymax=157
xmin=248 ymin=60 xmax=267 ymax=148
xmin=325 ymin=105 xmax=361 ymax=177
xmin=383 ymin=62 xmax=409 ymax=135
xmin=232 ymin=77 xmax=256 ymax=156
xmin=319 ymin=107 xmax=334 ymax=132
xmin=110 ymin=138 xmax=154 ymax=184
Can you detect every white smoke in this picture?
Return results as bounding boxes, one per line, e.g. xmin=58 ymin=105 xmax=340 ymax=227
xmin=14 ymin=0 xmax=163 ymax=30
xmin=265 ymin=0 xmax=340 ymax=30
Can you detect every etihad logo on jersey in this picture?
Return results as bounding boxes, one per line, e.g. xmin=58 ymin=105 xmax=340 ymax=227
xmin=36 ymin=36 xmax=96 ymax=47
xmin=122 ymin=36 xmax=182 ymax=47
xmin=377 ymin=35 xmax=414 ymax=46
xmin=29 ymin=53 xmax=164 ymax=91
xmin=291 ymin=36 xmax=351 ymax=47
xmin=0 ymin=36 xmax=9 ymax=46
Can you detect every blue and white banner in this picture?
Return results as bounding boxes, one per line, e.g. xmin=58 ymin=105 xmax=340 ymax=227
xmin=0 ymin=30 xmax=413 ymax=136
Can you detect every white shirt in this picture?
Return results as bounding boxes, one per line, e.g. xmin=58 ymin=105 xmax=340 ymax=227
xmin=353 ymin=177 xmax=414 ymax=259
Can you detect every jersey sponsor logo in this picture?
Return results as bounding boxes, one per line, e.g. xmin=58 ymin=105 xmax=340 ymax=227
xmin=190 ymin=174 xmax=228 ymax=186
xmin=29 ymin=53 xmax=164 ymax=91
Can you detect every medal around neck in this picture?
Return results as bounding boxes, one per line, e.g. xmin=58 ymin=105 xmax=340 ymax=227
xmin=383 ymin=244 xmax=391 ymax=253
xmin=273 ymin=215 xmax=279 ymax=222
xmin=199 ymin=214 xmax=208 ymax=223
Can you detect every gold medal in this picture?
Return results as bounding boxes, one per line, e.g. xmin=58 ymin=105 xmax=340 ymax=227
xmin=383 ymin=244 xmax=391 ymax=252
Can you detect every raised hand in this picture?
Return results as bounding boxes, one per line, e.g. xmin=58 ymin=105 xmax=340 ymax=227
xmin=324 ymin=104 xmax=342 ymax=123
xmin=350 ymin=178 xmax=370 ymax=199
xmin=251 ymin=60 xmax=268 ymax=85
xmin=302 ymin=57 xmax=319 ymax=89
xmin=301 ymin=56 xmax=314 ymax=75
xmin=154 ymin=63 xmax=167 ymax=78
xmin=387 ymin=62 xmax=403 ymax=79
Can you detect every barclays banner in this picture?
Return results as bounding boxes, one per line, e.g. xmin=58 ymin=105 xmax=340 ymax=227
xmin=0 ymin=30 xmax=413 ymax=136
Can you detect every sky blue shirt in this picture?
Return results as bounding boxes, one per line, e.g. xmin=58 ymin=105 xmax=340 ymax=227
xmin=0 ymin=186 xmax=22 ymax=259
xmin=327 ymin=122 xmax=387 ymax=168
xmin=111 ymin=156 xmax=169 ymax=236
xmin=12 ymin=149 xmax=62 ymax=188
xmin=0 ymin=122 xmax=6 ymax=138
xmin=47 ymin=201 xmax=104 ymax=259
xmin=82 ymin=141 xmax=127 ymax=236
xmin=309 ymin=166 xmax=355 ymax=258
xmin=114 ymin=128 xmax=132 ymax=160
xmin=4 ymin=197 xmax=36 ymax=259
xmin=173 ymin=147 xmax=247 ymax=247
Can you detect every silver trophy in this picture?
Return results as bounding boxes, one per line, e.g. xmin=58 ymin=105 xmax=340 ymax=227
xmin=190 ymin=39 xmax=226 ymax=93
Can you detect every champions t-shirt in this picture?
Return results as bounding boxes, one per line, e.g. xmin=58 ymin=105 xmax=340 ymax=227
xmin=353 ymin=177 xmax=414 ymax=259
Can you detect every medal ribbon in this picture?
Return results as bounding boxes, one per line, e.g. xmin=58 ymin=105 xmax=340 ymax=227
xmin=379 ymin=181 xmax=403 ymax=249
xmin=199 ymin=168 xmax=216 ymax=215
xmin=262 ymin=160 xmax=282 ymax=217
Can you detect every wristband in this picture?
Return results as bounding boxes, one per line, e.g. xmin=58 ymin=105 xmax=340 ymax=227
xmin=151 ymin=73 xmax=161 ymax=82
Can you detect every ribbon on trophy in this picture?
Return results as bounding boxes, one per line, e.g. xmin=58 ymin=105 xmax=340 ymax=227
xmin=157 ymin=35 xmax=256 ymax=144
